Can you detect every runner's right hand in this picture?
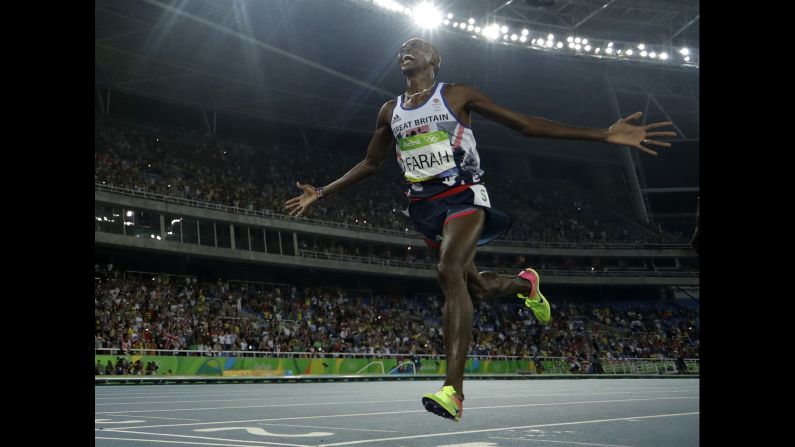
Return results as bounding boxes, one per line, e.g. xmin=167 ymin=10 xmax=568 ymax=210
xmin=284 ymin=182 xmax=318 ymax=217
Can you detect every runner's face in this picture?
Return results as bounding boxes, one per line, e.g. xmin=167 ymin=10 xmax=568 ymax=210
xmin=398 ymin=39 xmax=435 ymax=73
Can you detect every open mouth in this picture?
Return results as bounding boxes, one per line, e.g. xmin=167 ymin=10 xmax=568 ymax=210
xmin=401 ymin=54 xmax=416 ymax=64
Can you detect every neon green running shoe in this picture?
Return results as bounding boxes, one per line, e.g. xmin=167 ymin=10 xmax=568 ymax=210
xmin=421 ymin=385 xmax=463 ymax=422
xmin=517 ymin=268 xmax=551 ymax=324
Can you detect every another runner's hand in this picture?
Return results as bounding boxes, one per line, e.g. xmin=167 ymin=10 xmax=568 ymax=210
xmin=284 ymin=182 xmax=318 ymax=217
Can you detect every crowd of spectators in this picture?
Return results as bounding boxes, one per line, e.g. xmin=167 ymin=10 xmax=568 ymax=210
xmin=298 ymin=237 xmax=641 ymax=273
xmin=95 ymin=267 xmax=700 ymax=375
xmin=95 ymin=119 xmax=685 ymax=245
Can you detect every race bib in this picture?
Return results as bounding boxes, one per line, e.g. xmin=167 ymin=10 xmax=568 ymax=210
xmin=470 ymin=184 xmax=491 ymax=208
xmin=398 ymin=131 xmax=456 ymax=183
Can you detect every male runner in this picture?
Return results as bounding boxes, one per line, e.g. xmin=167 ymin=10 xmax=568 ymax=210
xmin=285 ymin=38 xmax=676 ymax=422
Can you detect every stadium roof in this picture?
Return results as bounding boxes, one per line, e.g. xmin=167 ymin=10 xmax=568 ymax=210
xmin=95 ymin=0 xmax=698 ymax=168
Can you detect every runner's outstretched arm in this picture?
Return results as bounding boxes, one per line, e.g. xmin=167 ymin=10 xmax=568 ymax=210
xmin=284 ymin=101 xmax=396 ymax=217
xmin=451 ymin=83 xmax=677 ymax=156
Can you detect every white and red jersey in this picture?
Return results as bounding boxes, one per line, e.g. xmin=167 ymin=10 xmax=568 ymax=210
xmin=390 ymin=82 xmax=484 ymax=199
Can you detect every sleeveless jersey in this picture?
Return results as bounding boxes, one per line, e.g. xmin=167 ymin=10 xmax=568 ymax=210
xmin=390 ymin=82 xmax=484 ymax=199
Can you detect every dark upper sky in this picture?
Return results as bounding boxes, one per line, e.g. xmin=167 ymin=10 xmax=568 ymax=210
xmin=96 ymin=0 xmax=699 ymax=213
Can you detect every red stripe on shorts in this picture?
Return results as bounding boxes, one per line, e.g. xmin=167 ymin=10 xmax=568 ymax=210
xmin=423 ymin=238 xmax=441 ymax=248
xmin=444 ymin=208 xmax=478 ymax=224
xmin=410 ymin=184 xmax=472 ymax=203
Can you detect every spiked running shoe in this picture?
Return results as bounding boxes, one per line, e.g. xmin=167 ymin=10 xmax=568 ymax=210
xmin=421 ymin=385 xmax=463 ymax=422
xmin=517 ymin=268 xmax=551 ymax=324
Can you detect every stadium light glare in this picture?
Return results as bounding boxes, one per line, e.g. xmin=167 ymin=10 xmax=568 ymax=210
xmin=368 ymin=1 xmax=693 ymax=67
xmin=483 ymin=24 xmax=500 ymax=40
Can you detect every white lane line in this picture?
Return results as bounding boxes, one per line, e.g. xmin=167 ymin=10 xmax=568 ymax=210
xmin=96 ymin=429 xmax=313 ymax=447
xmin=462 ymin=397 xmax=697 ymax=412
xmin=95 ymin=393 xmax=698 ymax=414
xmin=94 ymin=396 xmax=375 ymax=406
xmin=93 ymin=387 xmax=700 ymax=400
xmin=490 ymin=436 xmax=634 ymax=447
xmin=96 ymin=397 xmax=411 ymax=411
xmin=112 ymin=414 xmax=202 ymax=421
xmin=95 ymin=418 xmax=145 ymax=424
xmin=94 ymin=435 xmax=309 ymax=447
xmin=101 ymin=396 xmax=698 ymax=429
xmin=258 ymin=423 xmax=397 ymax=433
xmin=94 ymin=390 xmax=367 ymax=400
xmin=317 ymin=412 xmax=700 ymax=446
xmin=95 ymin=389 xmax=699 ymax=406
xmin=195 ymin=427 xmax=332 ymax=437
